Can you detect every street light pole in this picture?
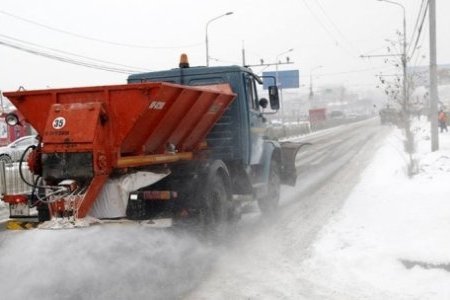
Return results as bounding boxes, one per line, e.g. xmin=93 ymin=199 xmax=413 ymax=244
xmin=378 ymin=0 xmax=416 ymax=174
xmin=205 ymin=12 xmax=233 ymax=67
xmin=309 ymin=65 xmax=323 ymax=101
xmin=275 ymin=48 xmax=294 ymax=126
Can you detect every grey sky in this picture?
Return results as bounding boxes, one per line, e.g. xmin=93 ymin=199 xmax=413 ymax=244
xmin=0 ymin=0 xmax=448 ymax=92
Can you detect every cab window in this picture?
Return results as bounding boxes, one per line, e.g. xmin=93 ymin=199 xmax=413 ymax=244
xmin=244 ymin=75 xmax=259 ymax=111
xmin=189 ymin=77 xmax=225 ymax=86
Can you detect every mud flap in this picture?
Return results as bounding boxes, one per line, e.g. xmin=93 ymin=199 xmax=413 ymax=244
xmin=280 ymin=142 xmax=311 ymax=186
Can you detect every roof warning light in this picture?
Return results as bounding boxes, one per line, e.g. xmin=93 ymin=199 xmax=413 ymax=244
xmin=179 ymin=53 xmax=189 ymax=68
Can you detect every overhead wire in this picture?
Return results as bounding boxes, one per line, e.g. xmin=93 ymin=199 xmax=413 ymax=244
xmin=0 ymin=6 xmax=400 ymax=86
xmin=408 ymin=0 xmax=429 ymax=60
xmin=300 ymin=0 xmax=359 ymax=58
xmin=0 ymin=33 xmax=151 ymax=72
xmin=299 ymin=1 xmax=338 ymax=45
xmin=314 ymin=0 xmax=362 ymax=55
xmin=0 ymin=39 xmax=140 ymax=74
xmin=0 ymin=9 xmax=200 ymax=74
xmin=407 ymin=0 xmax=428 ymax=55
xmin=209 ymin=57 xmax=241 ymax=65
xmin=0 ymin=9 xmax=203 ymax=49
xmin=359 ymin=1 xmax=429 ymax=88
xmin=365 ymin=45 xmax=391 ymax=55
xmin=319 ymin=66 xmax=392 ymax=77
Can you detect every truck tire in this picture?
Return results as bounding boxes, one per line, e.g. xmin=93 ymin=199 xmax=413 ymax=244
xmin=197 ymin=171 xmax=231 ymax=240
xmin=258 ymin=159 xmax=281 ymax=214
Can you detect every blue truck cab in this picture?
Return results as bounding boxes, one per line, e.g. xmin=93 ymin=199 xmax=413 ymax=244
xmin=127 ymin=57 xmax=301 ymax=217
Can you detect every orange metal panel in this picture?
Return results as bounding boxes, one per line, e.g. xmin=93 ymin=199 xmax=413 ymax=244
xmin=182 ymin=93 xmax=233 ymax=150
xmin=107 ymin=85 xmax=162 ymax=151
xmin=143 ymin=88 xmax=202 ymax=153
xmin=43 ymin=102 xmax=103 ymax=144
xmin=76 ymin=175 xmax=109 ymax=218
xmin=166 ymin=92 xmax=218 ymax=149
xmin=119 ymin=84 xmax=184 ymax=154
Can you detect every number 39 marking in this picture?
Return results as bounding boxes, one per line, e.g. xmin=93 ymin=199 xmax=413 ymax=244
xmin=52 ymin=117 xmax=66 ymax=129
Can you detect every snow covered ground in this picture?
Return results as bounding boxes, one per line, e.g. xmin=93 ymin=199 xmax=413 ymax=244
xmin=185 ymin=119 xmax=450 ymax=300
xmin=297 ymin=119 xmax=450 ymax=299
xmin=1 ymin=119 xmax=450 ymax=299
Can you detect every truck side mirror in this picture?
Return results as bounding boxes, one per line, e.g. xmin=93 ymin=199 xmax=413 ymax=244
xmin=268 ymin=86 xmax=280 ymax=110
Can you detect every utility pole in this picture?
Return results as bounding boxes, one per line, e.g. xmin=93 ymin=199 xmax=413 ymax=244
xmin=241 ymin=41 xmax=246 ymax=66
xmin=429 ymin=0 xmax=439 ymax=151
xmin=275 ymin=49 xmax=294 ymax=127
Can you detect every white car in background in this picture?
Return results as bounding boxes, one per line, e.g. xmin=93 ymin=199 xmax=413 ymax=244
xmin=0 ymin=135 xmax=38 ymax=163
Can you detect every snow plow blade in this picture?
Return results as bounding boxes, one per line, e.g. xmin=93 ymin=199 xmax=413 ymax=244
xmin=280 ymin=142 xmax=311 ymax=186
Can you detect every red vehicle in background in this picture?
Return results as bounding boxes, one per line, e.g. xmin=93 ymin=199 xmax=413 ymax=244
xmin=309 ymin=108 xmax=327 ymax=130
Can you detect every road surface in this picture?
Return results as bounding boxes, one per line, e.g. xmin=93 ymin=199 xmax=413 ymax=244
xmin=0 ymin=118 xmax=392 ymax=300
xmin=185 ymin=118 xmax=392 ymax=299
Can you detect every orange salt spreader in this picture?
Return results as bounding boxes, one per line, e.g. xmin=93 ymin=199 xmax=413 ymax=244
xmin=2 ymin=81 xmax=235 ymax=220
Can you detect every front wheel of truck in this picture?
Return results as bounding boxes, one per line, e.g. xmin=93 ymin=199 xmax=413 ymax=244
xmin=258 ymin=159 xmax=281 ymax=214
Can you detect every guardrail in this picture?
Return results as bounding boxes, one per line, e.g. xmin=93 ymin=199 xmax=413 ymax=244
xmin=267 ymin=116 xmax=372 ymax=140
xmin=266 ymin=122 xmax=311 ymax=140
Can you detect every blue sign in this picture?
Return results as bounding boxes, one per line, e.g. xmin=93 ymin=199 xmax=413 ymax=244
xmin=262 ymin=70 xmax=300 ymax=89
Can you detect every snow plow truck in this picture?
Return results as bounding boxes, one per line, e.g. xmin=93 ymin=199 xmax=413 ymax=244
xmin=0 ymin=55 xmax=304 ymax=231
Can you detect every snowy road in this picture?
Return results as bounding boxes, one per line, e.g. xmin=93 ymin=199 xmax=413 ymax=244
xmin=185 ymin=118 xmax=391 ymax=299
xmin=0 ymin=119 xmax=391 ymax=300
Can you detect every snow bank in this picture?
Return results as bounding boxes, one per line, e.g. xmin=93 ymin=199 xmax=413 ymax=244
xmin=300 ymin=119 xmax=450 ymax=299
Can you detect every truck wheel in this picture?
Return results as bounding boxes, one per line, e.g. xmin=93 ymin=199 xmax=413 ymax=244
xmin=197 ymin=172 xmax=231 ymax=240
xmin=258 ymin=160 xmax=281 ymax=214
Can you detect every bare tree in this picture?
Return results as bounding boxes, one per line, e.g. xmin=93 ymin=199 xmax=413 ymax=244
xmin=377 ymin=33 xmax=418 ymax=176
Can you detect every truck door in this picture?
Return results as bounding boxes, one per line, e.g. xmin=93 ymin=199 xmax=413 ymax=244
xmin=244 ymin=74 xmax=265 ymax=165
